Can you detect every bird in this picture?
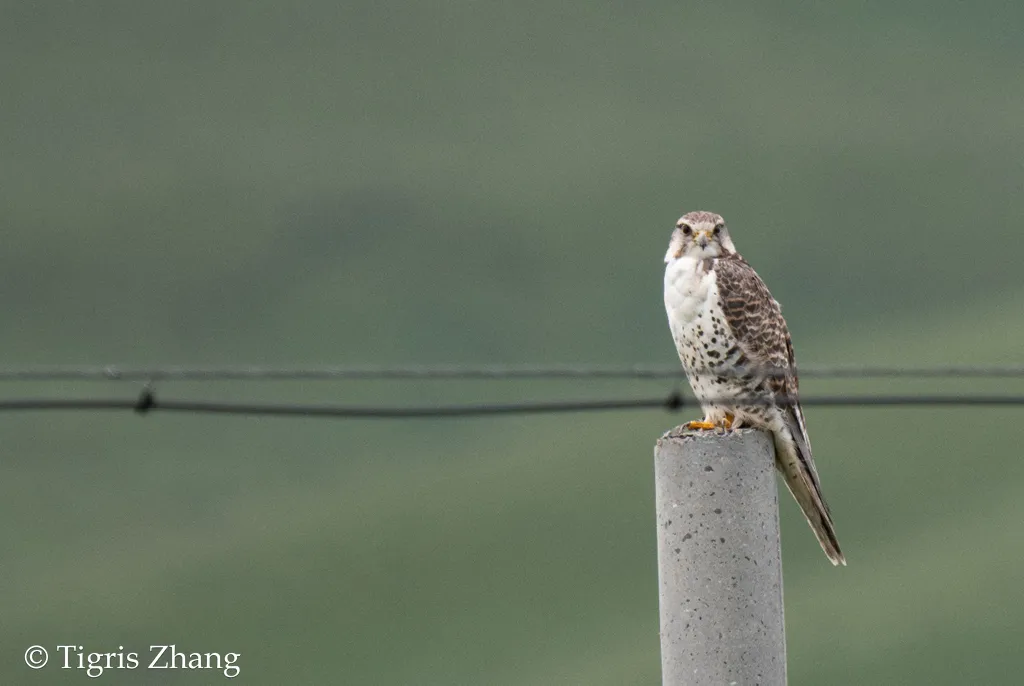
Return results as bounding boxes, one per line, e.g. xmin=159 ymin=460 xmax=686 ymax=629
xmin=663 ymin=210 xmax=845 ymax=566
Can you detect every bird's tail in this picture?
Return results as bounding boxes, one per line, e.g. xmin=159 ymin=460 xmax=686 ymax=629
xmin=774 ymin=431 xmax=846 ymax=566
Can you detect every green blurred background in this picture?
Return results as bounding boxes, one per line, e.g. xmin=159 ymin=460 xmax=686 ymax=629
xmin=3 ymin=1 xmax=1023 ymax=683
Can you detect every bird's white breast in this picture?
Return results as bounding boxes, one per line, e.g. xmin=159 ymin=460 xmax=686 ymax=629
xmin=664 ymin=256 xmax=715 ymax=341
xmin=664 ymin=257 xmax=737 ymax=411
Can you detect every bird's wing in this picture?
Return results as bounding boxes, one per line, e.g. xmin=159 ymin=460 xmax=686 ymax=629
xmin=713 ymin=256 xmax=829 ymax=506
xmin=715 ymin=256 xmax=843 ymax=564
xmin=712 ymin=255 xmax=792 ymax=375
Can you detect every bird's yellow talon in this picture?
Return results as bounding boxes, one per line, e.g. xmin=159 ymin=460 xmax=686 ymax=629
xmin=684 ymin=420 xmax=717 ymax=430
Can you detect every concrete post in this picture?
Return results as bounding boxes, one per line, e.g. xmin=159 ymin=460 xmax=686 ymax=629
xmin=654 ymin=428 xmax=786 ymax=685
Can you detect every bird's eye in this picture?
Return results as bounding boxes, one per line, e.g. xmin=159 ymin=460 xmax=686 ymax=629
xmin=713 ymin=223 xmax=724 ymax=235
xmin=680 ymin=224 xmax=692 ymax=236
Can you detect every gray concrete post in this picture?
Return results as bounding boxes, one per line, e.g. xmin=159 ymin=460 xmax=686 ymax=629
xmin=654 ymin=428 xmax=786 ymax=685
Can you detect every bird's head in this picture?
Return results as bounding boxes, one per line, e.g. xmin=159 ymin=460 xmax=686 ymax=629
xmin=664 ymin=211 xmax=736 ymax=262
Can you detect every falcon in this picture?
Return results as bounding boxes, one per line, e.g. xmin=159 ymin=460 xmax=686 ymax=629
xmin=663 ymin=211 xmax=845 ymax=566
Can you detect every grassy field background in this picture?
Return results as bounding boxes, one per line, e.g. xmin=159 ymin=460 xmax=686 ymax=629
xmin=2 ymin=2 xmax=1023 ymax=683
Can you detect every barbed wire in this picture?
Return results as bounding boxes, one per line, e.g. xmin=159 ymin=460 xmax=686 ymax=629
xmin=1 ymin=391 xmax=1023 ymax=420
xmin=0 ymin=363 xmax=1023 ymax=382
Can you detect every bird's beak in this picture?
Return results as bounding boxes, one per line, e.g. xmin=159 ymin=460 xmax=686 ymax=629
xmin=696 ymin=231 xmax=710 ymax=248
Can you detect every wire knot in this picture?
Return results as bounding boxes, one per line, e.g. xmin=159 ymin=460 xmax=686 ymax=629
xmin=664 ymin=391 xmax=684 ymax=411
xmin=134 ymin=386 xmax=156 ymax=414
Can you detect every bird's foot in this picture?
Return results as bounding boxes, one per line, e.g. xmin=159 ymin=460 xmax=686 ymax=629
xmin=712 ymin=413 xmax=737 ymax=436
xmin=685 ymin=414 xmax=736 ymax=433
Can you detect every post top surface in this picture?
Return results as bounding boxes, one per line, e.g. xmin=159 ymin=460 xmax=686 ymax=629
xmin=657 ymin=426 xmax=769 ymax=445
